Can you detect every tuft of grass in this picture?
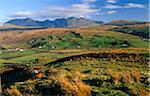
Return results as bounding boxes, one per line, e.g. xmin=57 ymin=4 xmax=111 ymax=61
xmin=5 ymin=87 xmax=21 ymax=96
xmin=108 ymin=68 xmax=141 ymax=84
xmin=49 ymin=74 xmax=91 ymax=96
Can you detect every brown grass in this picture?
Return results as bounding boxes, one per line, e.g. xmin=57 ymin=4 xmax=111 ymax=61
xmin=49 ymin=71 xmax=91 ymax=96
xmin=0 ymin=25 xmax=112 ymax=45
xmin=36 ymin=73 xmax=45 ymax=78
xmin=108 ymin=69 xmax=121 ymax=84
xmin=131 ymin=69 xmax=141 ymax=83
xmin=108 ymin=69 xmax=141 ymax=84
xmin=47 ymin=68 xmax=64 ymax=75
xmin=130 ymin=86 xmax=149 ymax=96
xmin=6 ymin=88 xmax=21 ymax=96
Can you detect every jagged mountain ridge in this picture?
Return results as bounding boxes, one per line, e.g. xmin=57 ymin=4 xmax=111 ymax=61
xmin=5 ymin=17 xmax=103 ymax=28
xmin=5 ymin=17 xmax=148 ymax=28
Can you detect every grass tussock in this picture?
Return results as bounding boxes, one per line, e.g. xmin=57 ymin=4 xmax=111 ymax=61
xmin=49 ymin=71 xmax=91 ymax=96
xmin=47 ymin=68 xmax=64 ymax=75
xmin=130 ymin=86 xmax=149 ymax=96
xmin=5 ymin=88 xmax=21 ymax=96
xmin=108 ymin=68 xmax=141 ymax=84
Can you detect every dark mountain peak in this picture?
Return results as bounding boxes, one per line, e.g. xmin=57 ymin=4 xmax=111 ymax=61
xmin=67 ymin=17 xmax=76 ymax=19
xmin=5 ymin=18 xmax=40 ymax=26
xmin=67 ymin=17 xmax=87 ymax=20
xmin=55 ymin=18 xmax=66 ymax=21
xmin=24 ymin=18 xmax=34 ymax=21
xmin=44 ymin=20 xmax=51 ymax=22
xmin=7 ymin=18 xmax=34 ymax=22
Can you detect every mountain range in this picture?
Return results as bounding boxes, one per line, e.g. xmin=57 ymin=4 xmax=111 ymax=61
xmin=5 ymin=17 xmax=103 ymax=28
xmin=5 ymin=17 xmax=148 ymax=28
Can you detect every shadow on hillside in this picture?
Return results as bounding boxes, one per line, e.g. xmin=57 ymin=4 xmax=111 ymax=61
xmin=0 ymin=27 xmax=47 ymax=32
xmin=1 ymin=68 xmax=32 ymax=87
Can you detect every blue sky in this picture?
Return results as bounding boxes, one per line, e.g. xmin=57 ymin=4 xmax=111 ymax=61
xmin=0 ymin=0 xmax=149 ymax=22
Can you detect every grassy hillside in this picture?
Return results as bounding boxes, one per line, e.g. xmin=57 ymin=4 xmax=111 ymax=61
xmin=1 ymin=48 xmax=149 ymax=96
xmin=111 ymin=26 xmax=149 ymax=39
xmin=27 ymin=31 xmax=149 ymax=49
xmin=0 ymin=25 xmax=149 ymax=49
xmin=0 ymin=24 xmax=149 ymax=96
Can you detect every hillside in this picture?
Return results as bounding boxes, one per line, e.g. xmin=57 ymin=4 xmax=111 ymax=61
xmin=1 ymin=48 xmax=149 ymax=96
xmin=110 ymin=23 xmax=149 ymax=39
xmin=0 ymin=25 xmax=148 ymax=49
xmin=107 ymin=20 xmax=147 ymax=26
xmin=0 ymin=24 xmax=47 ymax=32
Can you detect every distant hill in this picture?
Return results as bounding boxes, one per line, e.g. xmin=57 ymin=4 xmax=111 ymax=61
xmin=110 ymin=23 xmax=149 ymax=39
xmin=0 ymin=24 xmax=47 ymax=32
xmin=107 ymin=20 xmax=147 ymax=26
xmin=5 ymin=17 xmax=103 ymax=28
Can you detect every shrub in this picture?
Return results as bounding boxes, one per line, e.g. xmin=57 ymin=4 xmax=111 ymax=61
xmin=28 ymin=38 xmax=47 ymax=48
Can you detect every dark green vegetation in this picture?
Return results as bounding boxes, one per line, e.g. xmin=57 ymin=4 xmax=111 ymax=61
xmin=107 ymin=20 xmax=147 ymax=26
xmin=111 ymin=26 xmax=149 ymax=39
xmin=27 ymin=31 xmax=149 ymax=49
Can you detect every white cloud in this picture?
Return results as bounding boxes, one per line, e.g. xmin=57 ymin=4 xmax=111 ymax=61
xmin=104 ymin=4 xmax=122 ymax=9
xmin=72 ymin=3 xmax=98 ymax=13
xmin=124 ymin=3 xmax=145 ymax=8
xmin=11 ymin=11 xmax=33 ymax=17
xmin=9 ymin=0 xmax=100 ymax=19
xmin=107 ymin=10 xmax=117 ymax=14
xmin=105 ymin=3 xmax=145 ymax=9
xmin=83 ymin=0 xmax=97 ymax=3
xmin=106 ymin=0 xmax=117 ymax=3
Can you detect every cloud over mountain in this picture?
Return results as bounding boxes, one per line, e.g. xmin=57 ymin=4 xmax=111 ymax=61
xmin=9 ymin=0 xmax=100 ymax=20
xmin=0 ymin=0 xmax=148 ymax=22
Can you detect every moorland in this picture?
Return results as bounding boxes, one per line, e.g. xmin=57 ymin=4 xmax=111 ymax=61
xmin=0 ymin=18 xmax=149 ymax=96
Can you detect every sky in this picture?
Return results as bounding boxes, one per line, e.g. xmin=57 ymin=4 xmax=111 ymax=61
xmin=0 ymin=0 xmax=149 ymax=22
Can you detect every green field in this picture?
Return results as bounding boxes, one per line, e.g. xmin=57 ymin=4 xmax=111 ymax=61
xmin=27 ymin=31 xmax=149 ymax=49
